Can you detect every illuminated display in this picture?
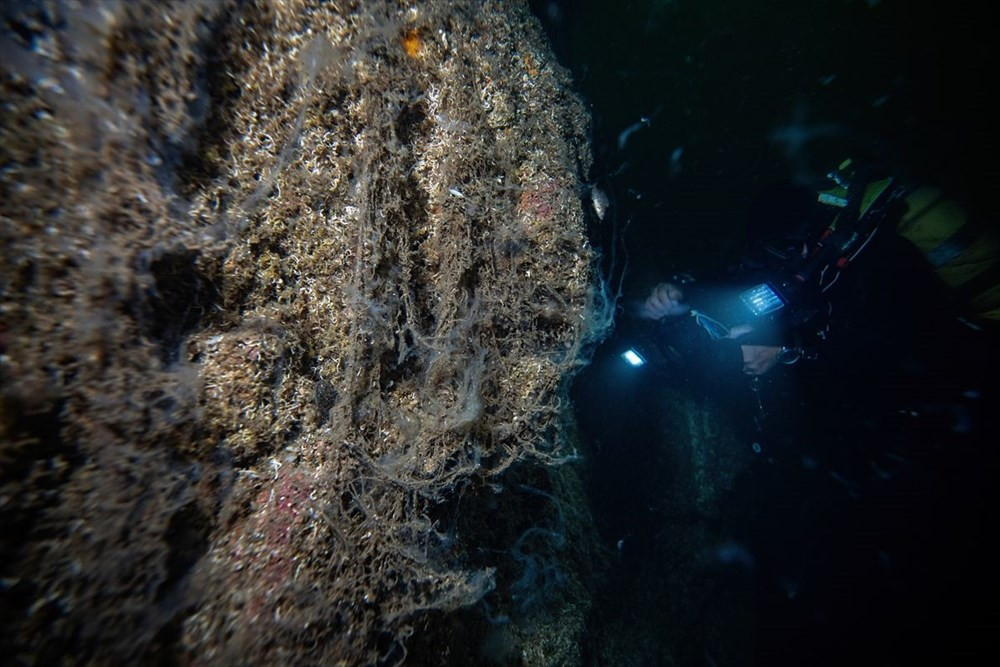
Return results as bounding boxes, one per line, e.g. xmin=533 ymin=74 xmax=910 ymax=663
xmin=740 ymin=283 xmax=785 ymax=316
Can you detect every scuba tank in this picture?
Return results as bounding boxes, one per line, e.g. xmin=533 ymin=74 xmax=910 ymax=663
xmin=819 ymin=159 xmax=1000 ymax=323
xmin=895 ymin=187 xmax=1000 ymax=322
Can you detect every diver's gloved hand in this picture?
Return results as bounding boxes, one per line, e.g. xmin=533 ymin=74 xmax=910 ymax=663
xmin=740 ymin=344 xmax=782 ymax=375
xmin=639 ymin=282 xmax=689 ymax=319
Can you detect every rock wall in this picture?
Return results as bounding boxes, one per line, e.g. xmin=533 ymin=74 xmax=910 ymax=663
xmin=0 ymin=1 xmax=609 ymax=663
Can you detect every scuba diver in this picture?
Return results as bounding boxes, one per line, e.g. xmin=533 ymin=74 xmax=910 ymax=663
xmin=633 ymin=158 xmax=999 ymax=428
xmin=598 ymin=159 xmax=1000 ymax=667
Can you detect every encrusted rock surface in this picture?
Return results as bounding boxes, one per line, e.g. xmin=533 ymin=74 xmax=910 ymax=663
xmin=0 ymin=1 xmax=608 ymax=663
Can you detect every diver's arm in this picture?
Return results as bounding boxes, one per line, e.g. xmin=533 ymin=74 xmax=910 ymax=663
xmin=643 ymin=281 xmax=786 ymax=375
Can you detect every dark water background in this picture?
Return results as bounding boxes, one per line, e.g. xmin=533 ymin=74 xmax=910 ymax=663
xmin=531 ymin=1 xmax=1000 ymax=664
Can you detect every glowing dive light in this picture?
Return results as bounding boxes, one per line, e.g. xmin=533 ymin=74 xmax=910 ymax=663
xmin=621 ymin=348 xmax=647 ymax=367
xmin=739 ymin=283 xmax=785 ymax=317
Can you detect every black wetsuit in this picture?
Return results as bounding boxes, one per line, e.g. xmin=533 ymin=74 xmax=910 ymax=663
xmin=650 ymin=219 xmax=993 ymax=415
